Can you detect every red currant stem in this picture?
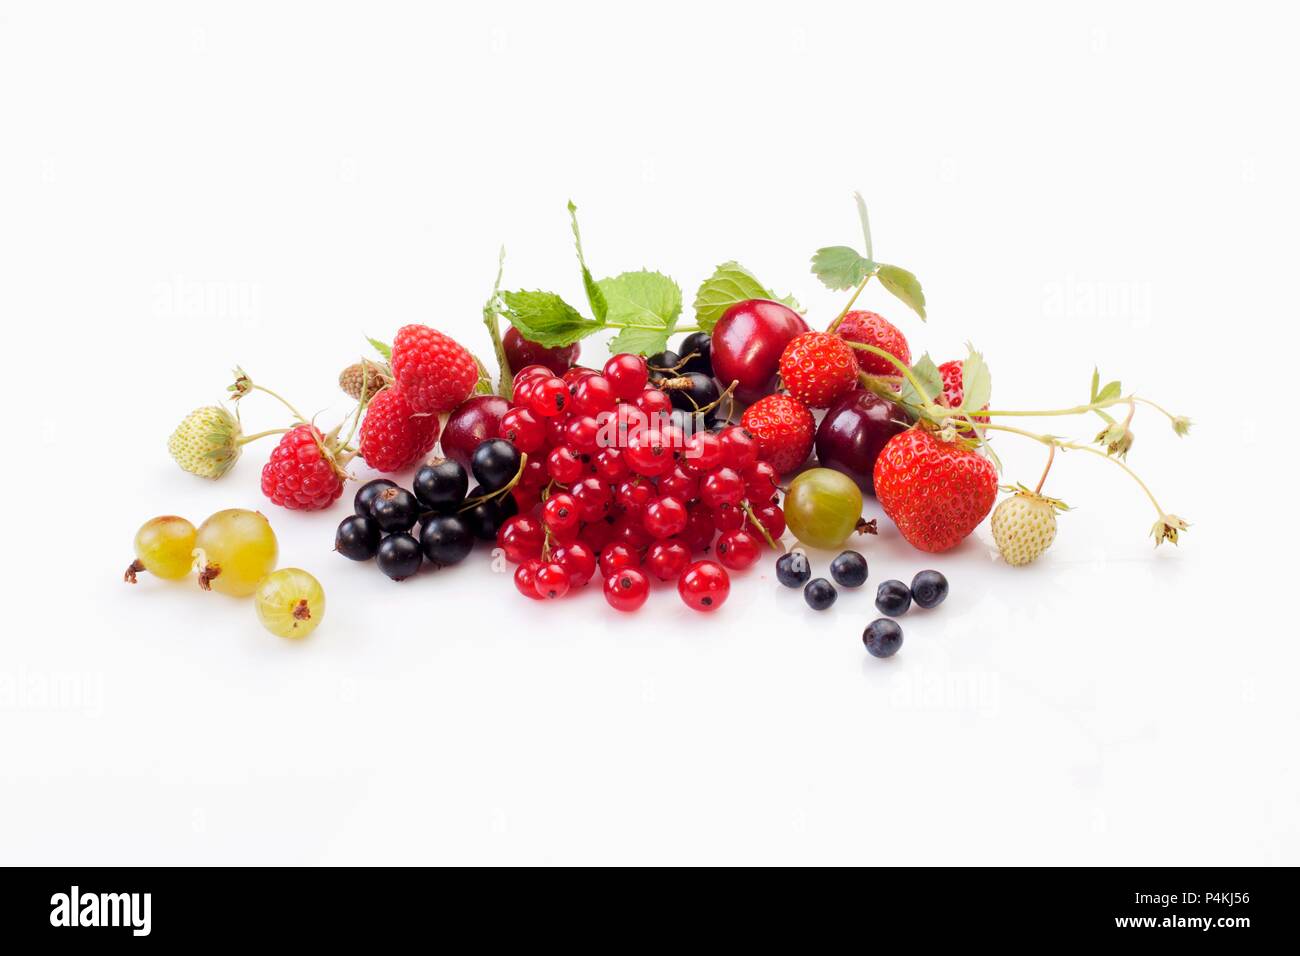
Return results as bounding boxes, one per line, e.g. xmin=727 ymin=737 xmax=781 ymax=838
xmin=1033 ymin=444 xmax=1056 ymax=495
xmin=695 ymin=379 xmax=739 ymax=419
xmin=483 ymin=246 xmax=513 ymax=400
xmin=541 ymin=523 xmax=554 ymax=562
xmin=741 ymin=500 xmax=783 ymax=552
xmin=235 ymin=427 xmax=290 ymax=446
xmin=826 ymin=273 xmax=874 ymax=333
xmin=978 ymin=421 xmax=1168 ymax=518
xmin=458 ymin=452 xmax=529 ymax=511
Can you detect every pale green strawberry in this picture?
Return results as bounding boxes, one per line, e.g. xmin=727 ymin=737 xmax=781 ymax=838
xmin=168 ymin=406 xmax=241 ymax=479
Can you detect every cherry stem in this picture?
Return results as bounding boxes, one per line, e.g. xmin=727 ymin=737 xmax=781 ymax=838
xmin=1033 ymin=444 xmax=1056 ymax=495
xmin=459 ymin=452 xmax=529 ymax=511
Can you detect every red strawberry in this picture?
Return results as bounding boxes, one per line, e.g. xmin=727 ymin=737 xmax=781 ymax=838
xmin=872 ymin=427 xmax=997 ymax=553
xmin=778 ymin=331 xmax=858 ymax=408
xmin=938 ymin=360 xmax=990 ymax=423
xmin=390 ymin=324 xmax=478 ymax=414
xmin=359 ymin=387 xmax=440 ymax=473
xmin=740 ymin=394 xmax=815 ymax=474
xmin=261 ymin=424 xmax=346 ymax=511
xmin=836 ymin=311 xmax=911 ymax=378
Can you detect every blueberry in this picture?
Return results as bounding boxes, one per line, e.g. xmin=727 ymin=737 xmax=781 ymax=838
xmin=677 ymin=331 xmax=713 ymax=376
xmin=829 ymin=550 xmax=868 ymax=588
xmin=354 ymin=478 xmax=397 ymax=517
xmin=463 ymin=485 xmax=518 ymax=540
xmin=420 ymin=513 xmax=474 ymax=567
xmin=910 ymin=569 xmax=948 ymax=609
xmin=874 ymin=579 xmax=912 ymax=617
xmin=863 ymin=618 xmax=903 ymax=658
xmin=804 ymin=577 xmax=837 ymax=610
xmin=335 ymin=514 xmax=381 ymax=561
xmin=369 ymin=486 xmax=421 ymax=534
xmin=413 ymin=458 xmax=469 ymax=512
xmin=376 ymin=533 xmax=422 ymax=581
xmin=776 ymin=551 xmax=812 ymax=588
xmin=471 ymin=439 xmax=521 ymax=492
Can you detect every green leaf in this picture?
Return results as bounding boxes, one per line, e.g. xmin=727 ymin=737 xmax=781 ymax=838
xmin=500 ymin=290 xmax=600 ymax=347
xmin=608 ymin=324 xmax=674 ymax=356
xmin=960 ymin=345 xmax=992 ymax=412
xmin=810 ymin=246 xmax=876 ymax=291
xmin=471 ymin=354 xmax=494 ymax=395
xmin=1089 ymin=367 xmax=1100 ymax=402
xmin=876 ymin=263 xmax=927 ymax=320
xmin=568 ymin=201 xmax=608 ymax=324
xmin=854 ymin=192 xmax=874 ymax=261
xmin=367 ymin=337 xmax=392 ymax=361
xmin=692 ymin=261 xmax=794 ymax=331
xmin=900 ymin=353 xmax=943 ymax=407
xmin=598 ymin=270 xmax=682 ymax=331
xmin=1096 ymin=379 xmax=1122 ymax=403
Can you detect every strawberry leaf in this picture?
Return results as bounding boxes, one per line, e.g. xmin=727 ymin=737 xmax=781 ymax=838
xmin=900 ymin=353 xmax=943 ymax=407
xmin=876 ymin=263 xmax=927 ymax=321
xmin=811 ymin=246 xmax=876 ymax=291
xmin=960 ymin=345 xmax=992 ymax=412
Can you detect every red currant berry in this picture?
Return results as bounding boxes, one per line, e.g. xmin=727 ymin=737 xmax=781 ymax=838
xmin=544 ymin=414 xmax=568 ymax=448
xmin=526 ymin=377 xmax=568 ymax=417
xmin=658 ymin=465 xmax=699 ymax=503
xmin=634 ymin=388 xmax=672 ymax=419
xmin=547 ymin=445 xmax=584 ymax=485
xmin=497 ymin=515 xmax=544 ymax=564
xmin=713 ymin=501 xmax=745 ymax=531
xmin=541 ymin=492 xmax=581 ymax=540
xmin=678 ymin=560 xmax=730 ymax=612
xmin=519 ymin=457 xmax=550 ymax=490
xmin=682 ymin=504 xmax=717 ymax=552
xmin=700 ymin=467 xmax=745 ymax=508
xmin=751 ymin=501 xmax=786 ymax=540
xmin=512 ymin=365 xmax=552 ymax=391
xmin=612 ymin=514 xmax=652 ymax=550
xmin=603 ymin=354 xmax=650 ymax=401
xmin=570 ymin=375 xmax=616 ymax=416
xmin=718 ymin=426 xmax=758 ymax=471
xmin=564 ymin=414 xmax=600 ymax=453
xmin=646 ymin=538 xmax=691 ymax=581
xmin=593 ymin=447 xmax=628 ymax=483
xmin=642 ymin=496 xmax=688 ymax=539
xmin=681 ymin=431 xmax=724 ymax=474
xmin=570 ymin=476 xmax=613 ymax=522
xmin=744 ymin=461 xmax=779 ymax=503
xmin=715 ymin=529 xmax=761 ymax=570
xmin=604 ymin=567 xmax=650 ymax=612
xmin=599 ymin=542 xmax=641 ymax=577
xmin=534 ymin=562 xmax=571 ymax=600
xmin=615 ymin=477 xmax=656 ymax=514
xmin=580 ymin=517 xmax=616 ymax=552
xmin=514 ymin=559 xmax=545 ymax=600
xmin=624 ymin=428 xmax=676 ymax=477
xmin=561 ymin=365 xmax=598 ymax=387
xmin=498 ymin=407 xmax=546 ymax=454
xmin=552 ymin=541 xmax=597 ymax=587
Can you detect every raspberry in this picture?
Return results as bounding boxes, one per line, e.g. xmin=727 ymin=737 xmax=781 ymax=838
xmin=836 ymin=311 xmax=911 ymax=378
xmin=937 ymin=359 xmax=990 ymax=423
xmin=359 ymin=387 xmax=440 ymax=473
xmin=390 ymin=324 xmax=478 ymax=414
xmin=260 ymin=424 xmax=346 ymax=511
xmin=740 ymin=393 xmax=815 ymax=474
xmin=338 ymin=359 xmax=392 ymax=402
xmin=778 ymin=331 xmax=858 ymax=408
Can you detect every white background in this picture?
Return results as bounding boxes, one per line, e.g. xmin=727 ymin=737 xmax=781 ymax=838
xmin=2 ymin=1 xmax=1297 ymax=865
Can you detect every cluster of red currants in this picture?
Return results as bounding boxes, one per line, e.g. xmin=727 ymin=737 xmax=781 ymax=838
xmin=492 ymin=353 xmax=786 ymax=613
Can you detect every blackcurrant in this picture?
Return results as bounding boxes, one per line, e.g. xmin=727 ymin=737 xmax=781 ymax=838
xmin=335 ymin=514 xmax=381 ymax=561
xmin=829 ymin=550 xmax=868 ymax=588
xmin=376 ymin=532 xmax=422 ymax=581
xmin=648 ymin=350 xmax=681 ymax=375
xmin=354 ymin=478 xmax=398 ymax=517
xmin=471 ymin=438 xmax=522 ymax=492
xmin=369 ymin=486 xmax=420 ymax=534
xmin=413 ymin=458 xmax=469 ymax=512
xmin=910 ymin=569 xmax=949 ymax=609
xmin=463 ymin=485 xmax=518 ymax=540
xmin=678 ymin=331 xmax=713 ymax=376
xmin=775 ymin=552 xmax=811 ymax=588
xmin=420 ymin=513 xmax=474 ymax=567
xmin=863 ymin=618 xmax=903 ymax=658
xmin=804 ymin=577 xmax=837 ymax=610
xmin=667 ymin=372 xmax=720 ymax=414
xmin=875 ymin=579 xmax=912 ymax=617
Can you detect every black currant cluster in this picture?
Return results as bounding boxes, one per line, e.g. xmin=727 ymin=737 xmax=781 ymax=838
xmin=649 ymin=332 xmax=726 ymax=431
xmin=774 ymin=550 xmax=948 ymax=659
xmin=334 ymin=439 xmax=523 ymax=582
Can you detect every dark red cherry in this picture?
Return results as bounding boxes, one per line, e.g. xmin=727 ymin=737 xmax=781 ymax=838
xmin=709 ymin=299 xmax=808 ymax=403
xmin=503 ymin=326 xmax=580 ymax=376
xmin=441 ymin=396 xmax=509 ymax=471
xmin=814 ymin=389 xmax=908 ymax=495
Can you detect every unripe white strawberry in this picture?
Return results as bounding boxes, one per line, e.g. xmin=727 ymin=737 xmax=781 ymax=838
xmin=168 ymin=406 xmax=242 ymax=479
xmin=991 ymin=489 xmax=1064 ymax=566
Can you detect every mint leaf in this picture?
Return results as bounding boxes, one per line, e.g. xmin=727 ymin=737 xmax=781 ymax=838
xmin=876 ymin=263 xmax=927 ymax=320
xmin=367 ymin=337 xmax=392 ymax=361
xmin=811 ymin=246 xmax=876 ymax=290
xmin=960 ymin=346 xmax=992 ymax=412
xmin=693 ymin=261 xmax=794 ymax=331
xmin=501 ymin=290 xmax=600 ymax=347
xmin=900 ymin=353 xmax=942 ymax=408
xmin=599 ymin=270 xmax=680 ymax=327
xmin=609 ymin=324 xmax=673 ymax=356
xmin=568 ymin=201 xmax=608 ymax=324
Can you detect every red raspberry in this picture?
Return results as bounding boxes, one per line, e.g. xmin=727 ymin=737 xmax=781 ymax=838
xmin=778 ymin=331 xmax=858 ymax=408
xmin=390 ymin=324 xmax=478 ymax=413
xmin=740 ymin=394 xmax=815 ymax=474
xmin=836 ymin=311 xmax=911 ymax=378
xmin=260 ymin=424 xmax=345 ymax=511
xmin=359 ymin=387 xmax=440 ymax=473
xmin=937 ymin=359 xmax=990 ymax=423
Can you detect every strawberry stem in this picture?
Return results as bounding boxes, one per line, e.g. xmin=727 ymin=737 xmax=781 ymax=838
xmin=236 ymin=428 xmax=290 ymax=446
xmin=827 ymin=273 xmax=873 ymax=333
xmin=1033 ymin=444 xmax=1056 ymax=495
